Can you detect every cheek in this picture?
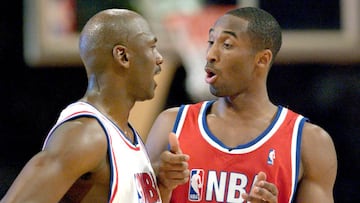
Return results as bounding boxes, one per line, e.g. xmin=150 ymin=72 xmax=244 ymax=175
xmin=224 ymin=58 xmax=253 ymax=82
xmin=139 ymin=51 xmax=156 ymax=67
xmin=132 ymin=52 xmax=153 ymax=70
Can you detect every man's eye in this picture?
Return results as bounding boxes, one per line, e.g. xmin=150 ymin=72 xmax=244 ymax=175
xmin=223 ymin=43 xmax=232 ymax=49
xmin=207 ymin=40 xmax=214 ymax=46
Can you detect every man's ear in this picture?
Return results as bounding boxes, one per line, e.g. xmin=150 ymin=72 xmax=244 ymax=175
xmin=113 ymin=45 xmax=129 ymax=68
xmin=256 ymin=49 xmax=272 ymax=69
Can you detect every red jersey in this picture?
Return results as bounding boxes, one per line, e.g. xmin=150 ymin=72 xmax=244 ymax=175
xmin=170 ymin=101 xmax=307 ymax=203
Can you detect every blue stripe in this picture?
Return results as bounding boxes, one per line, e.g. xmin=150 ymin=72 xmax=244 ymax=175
xmin=291 ymin=117 xmax=308 ymax=202
xmin=168 ymin=104 xmax=187 ymax=151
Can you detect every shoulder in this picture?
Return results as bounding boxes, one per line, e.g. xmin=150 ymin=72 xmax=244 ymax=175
xmin=49 ymin=117 xmax=107 ymax=146
xmin=45 ymin=117 xmax=108 ymax=170
xmin=294 ymin=119 xmax=337 ymax=201
xmin=149 ymin=107 xmax=181 ymax=134
xmin=146 ymin=107 xmax=181 ymax=161
xmin=156 ymin=107 xmax=181 ymax=122
xmin=301 ymin=122 xmax=334 ymax=150
xmin=300 ymin=121 xmax=337 ymax=181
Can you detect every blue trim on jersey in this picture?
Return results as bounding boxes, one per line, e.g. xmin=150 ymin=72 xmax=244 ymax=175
xmin=44 ymin=114 xmax=109 ymax=148
xmin=168 ymin=104 xmax=187 ymax=151
xmin=108 ymin=119 xmax=138 ymax=146
xmin=172 ymin=104 xmax=187 ymax=133
xmin=202 ymin=104 xmax=283 ymax=150
xmin=292 ymin=116 xmax=309 ymax=202
xmin=81 ymin=101 xmax=139 ymax=146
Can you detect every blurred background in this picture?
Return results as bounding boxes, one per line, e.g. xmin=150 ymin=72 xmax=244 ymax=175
xmin=1 ymin=0 xmax=359 ymax=202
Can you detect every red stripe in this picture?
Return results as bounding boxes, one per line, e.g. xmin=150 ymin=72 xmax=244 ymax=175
xmin=108 ymin=128 xmax=118 ymax=202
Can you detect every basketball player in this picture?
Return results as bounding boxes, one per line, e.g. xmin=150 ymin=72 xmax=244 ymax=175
xmin=146 ymin=7 xmax=337 ymax=203
xmin=1 ymin=9 xmax=164 ymax=202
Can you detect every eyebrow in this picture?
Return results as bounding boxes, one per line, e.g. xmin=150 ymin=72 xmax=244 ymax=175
xmin=209 ymin=28 xmax=237 ymax=38
xmin=223 ymin=30 xmax=237 ymax=38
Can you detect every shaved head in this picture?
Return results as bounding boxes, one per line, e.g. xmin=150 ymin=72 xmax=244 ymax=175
xmin=79 ymin=9 xmax=149 ymax=72
xmin=77 ymin=8 xmax=162 ymax=102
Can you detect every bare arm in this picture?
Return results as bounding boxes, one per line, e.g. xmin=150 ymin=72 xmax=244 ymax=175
xmin=1 ymin=118 xmax=108 ymax=203
xmin=145 ymin=108 xmax=189 ymax=203
xmin=146 ymin=108 xmax=179 ymax=165
xmin=296 ymin=122 xmax=337 ymax=202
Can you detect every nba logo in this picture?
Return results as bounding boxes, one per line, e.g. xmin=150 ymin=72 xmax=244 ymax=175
xmin=267 ymin=149 xmax=276 ymax=165
xmin=188 ymin=169 xmax=204 ymax=201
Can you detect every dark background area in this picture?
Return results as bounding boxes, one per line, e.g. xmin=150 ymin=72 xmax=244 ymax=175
xmin=0 ymin=1 xmax=359 ymax=202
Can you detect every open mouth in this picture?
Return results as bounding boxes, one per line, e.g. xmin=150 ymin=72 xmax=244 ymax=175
xmin=205 ymin=68 xmax=217 ymax=84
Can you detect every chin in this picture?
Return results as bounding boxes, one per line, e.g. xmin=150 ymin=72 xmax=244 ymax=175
xmin=209 ymin=87 xmax=219 ymax=96
xmin=139 ymin=92 xmax=155 ymax=102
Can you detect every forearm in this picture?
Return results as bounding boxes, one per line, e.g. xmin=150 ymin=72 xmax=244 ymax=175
xmin=158 ymin=184 xmax=173 ymax=203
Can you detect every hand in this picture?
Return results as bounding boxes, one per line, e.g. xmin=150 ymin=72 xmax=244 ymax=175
xmin=158 ymin=132 xmax=190 ymax=190
xmin=241 ymin=171 xmax=278 ymax=203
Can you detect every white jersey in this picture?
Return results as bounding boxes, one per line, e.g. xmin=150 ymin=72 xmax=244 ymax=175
xmin=42 ymin=101 xmax=161 ymax=203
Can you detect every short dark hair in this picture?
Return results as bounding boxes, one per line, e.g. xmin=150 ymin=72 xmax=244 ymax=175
xmin=226 ymin=7 xmax=282 ymax=63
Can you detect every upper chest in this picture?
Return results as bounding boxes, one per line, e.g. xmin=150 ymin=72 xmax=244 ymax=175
xmin=206 ymin=115 xmax=272 ymax=148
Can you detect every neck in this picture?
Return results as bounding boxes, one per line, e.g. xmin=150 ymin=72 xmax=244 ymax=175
xmin=215 ymin=92 xmax=275 ymax=115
